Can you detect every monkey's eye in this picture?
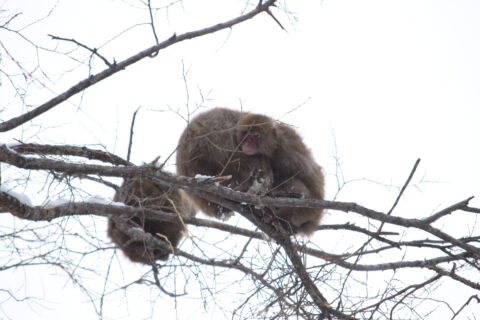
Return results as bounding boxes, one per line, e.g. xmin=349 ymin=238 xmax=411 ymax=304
xmin=243 ymin=132 xmax=259 ymax=140
xmin=246 ymin=133 xmax=261 ymax=140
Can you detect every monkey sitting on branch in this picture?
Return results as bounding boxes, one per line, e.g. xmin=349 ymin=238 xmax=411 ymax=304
xmin=176 ymin=108 xmax=325 ymax=235
xmin=108 ymin=178 xmax=196 ymax=264
xmin=176 ymin=108 xmax=274 ymax=219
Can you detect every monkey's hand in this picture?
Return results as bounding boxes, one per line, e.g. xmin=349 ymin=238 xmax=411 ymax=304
xmin=214 ymin=204 xmax=234 ymax=221
xmin=247 ymin=168 xmax=273 ymax=195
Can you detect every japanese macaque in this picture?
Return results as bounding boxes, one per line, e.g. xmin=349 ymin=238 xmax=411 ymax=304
xmin=236 ymin=113 xmax=325 ymax=235
xmin=176 ymin=108 xmax=273 ymax=218
xmin=108 ymin=178 xmax=196 ymax=264
xmin=177 ymin=108 xmax=324 ymax=235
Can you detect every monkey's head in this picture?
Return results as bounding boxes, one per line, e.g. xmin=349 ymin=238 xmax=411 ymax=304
xmin=236 ymin=114 xmax=276 ymax=157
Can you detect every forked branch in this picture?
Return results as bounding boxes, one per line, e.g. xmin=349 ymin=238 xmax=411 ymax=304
xmin=0 ymin=0 xmax=278 ymax=132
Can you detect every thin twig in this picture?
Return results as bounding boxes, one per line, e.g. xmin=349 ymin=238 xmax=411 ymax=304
xmin=451 ymin=295 xmax=480 ymax=319
xmin=387 ymin=158 xmax=421 ymax=216
xmin=266 ymin=9 xmax=286 ymax=30
xmin=126 ymin=107 xmax=141 ymax=162
xmin=48 ymin=34 xmax=113 ymax=66
xmin=147 ymin=0 xmax=160 ymax=58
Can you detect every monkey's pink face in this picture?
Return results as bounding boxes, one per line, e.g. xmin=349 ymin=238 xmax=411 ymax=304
xmin=241 ymin=133 xmax=261 ymax=155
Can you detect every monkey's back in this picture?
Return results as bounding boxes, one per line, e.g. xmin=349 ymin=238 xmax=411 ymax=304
xmin=273 ymin=124 xmax=325 ymax=201
xmin=271 ymin=124 xmax=325 ymax=235
xmin=176 ymin=108 xmax=241 ymax=176
xmin=108 ymin=178 xmax=196 ymax=263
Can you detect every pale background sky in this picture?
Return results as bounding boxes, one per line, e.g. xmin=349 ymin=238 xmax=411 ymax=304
xmin=1 ymin=0 xmax=479 ymax=319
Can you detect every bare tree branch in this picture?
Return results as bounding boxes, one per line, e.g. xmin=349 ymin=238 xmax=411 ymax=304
xmin=10 ymin=143 xmax=132 ymax=166
xmin=1 ymin=143 xmax=479 ymax=261
xmin=1 ymin=143 xmax=479 ymax=319
xmin=0 ymin=0 xmax=278 ymax=132
xmin=48 ymin=34 xmax=114 ymax=67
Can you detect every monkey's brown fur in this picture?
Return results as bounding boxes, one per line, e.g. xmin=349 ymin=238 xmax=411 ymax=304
xmin=176 ymin=108 xmax=273 ymax=218
xmin=108 ymin=178 xmax=196 ymax=264
xmin=177 ymin=108 xmax=324 ymax=235
xmin=236 ymin=113 xmax=325 ymax=235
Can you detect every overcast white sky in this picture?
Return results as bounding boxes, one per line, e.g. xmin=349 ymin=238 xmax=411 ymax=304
xmin=1 ymin=0 xmax=480 ymax=319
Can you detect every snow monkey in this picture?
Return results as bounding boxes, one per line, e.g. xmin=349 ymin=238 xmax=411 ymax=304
xmin=108 ymin=178 xmax=196 ymax=264
xmin=176 ymin=108 xmax=273 ymax=219
xmin=236 ymin=112 xmax=325 ymax=235
xmin=176 ymin=108 xmax=325 ymax=235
